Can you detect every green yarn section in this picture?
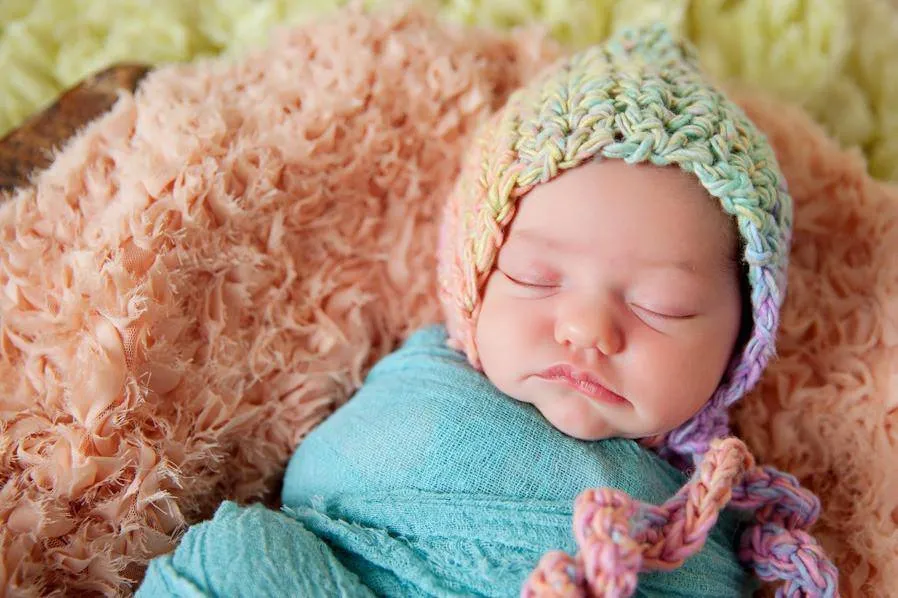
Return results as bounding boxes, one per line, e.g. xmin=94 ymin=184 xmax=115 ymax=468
xmin=2 ymin=0 xmax=898 ymax=179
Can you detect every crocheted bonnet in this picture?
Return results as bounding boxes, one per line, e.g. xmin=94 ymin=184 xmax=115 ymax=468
xmin=437 ymin=24 xmax=792 ymax=461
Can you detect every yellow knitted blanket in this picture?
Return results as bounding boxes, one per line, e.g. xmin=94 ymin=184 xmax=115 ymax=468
xmin=2 ymin=0 xmax=898 ymax=179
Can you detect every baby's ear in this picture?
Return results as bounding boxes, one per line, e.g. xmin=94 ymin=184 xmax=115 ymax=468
xmin=606 ymin=23 xmax=700 ymax=71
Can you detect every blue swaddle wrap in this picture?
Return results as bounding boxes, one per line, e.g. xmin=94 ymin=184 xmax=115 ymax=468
xmin=138 ymin=325 xmax=753 ymax=597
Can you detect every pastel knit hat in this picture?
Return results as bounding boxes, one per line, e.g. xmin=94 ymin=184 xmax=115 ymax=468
xmin=437 ymin=23 xmax=791 ymax=461
xmin=439 ymin=25 xmax=839 ymax=597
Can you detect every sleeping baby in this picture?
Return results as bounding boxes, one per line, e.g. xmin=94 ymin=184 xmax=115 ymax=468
xmin=137 ymin=24 xmax=838 ymax=598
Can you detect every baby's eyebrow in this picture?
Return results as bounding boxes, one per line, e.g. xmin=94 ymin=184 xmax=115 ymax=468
xmin=508 ymin=229 xmax=705 ymax=276
xmin=639 ymin=257 xmax=700 ymax=276
xmin=507 ymin=229 xmax=586 ymax=254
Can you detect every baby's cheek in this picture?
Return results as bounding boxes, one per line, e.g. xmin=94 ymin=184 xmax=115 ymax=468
xmin=509 ymin=296 xmax=555 ymax=337
xmin=654 ymin=365 xmax=716 ymax=430
xmin=625 ymin=345 xmax=698 ymax=427
xmin=477 ymin=290 xmax=531 ymax=378
xmin=486 ymin=293 xmax=542 ymax=338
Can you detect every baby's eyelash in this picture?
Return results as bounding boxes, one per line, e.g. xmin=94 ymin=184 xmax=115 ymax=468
xmin=631 ymin=304 xmax=697 ymax=320
xmin=501 ymin=271 xmax=558 ymax=288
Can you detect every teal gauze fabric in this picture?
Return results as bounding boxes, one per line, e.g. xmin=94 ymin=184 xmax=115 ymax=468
xmin=137 ymin=325 xmax=753 ymax=597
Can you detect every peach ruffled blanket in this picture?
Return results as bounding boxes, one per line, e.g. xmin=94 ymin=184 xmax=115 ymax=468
xmin=1 ymin=5 xmax=896 ymax=597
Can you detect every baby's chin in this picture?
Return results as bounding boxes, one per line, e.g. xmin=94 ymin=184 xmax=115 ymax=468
xmin=520 ymin=392 xmax=622 ymax=441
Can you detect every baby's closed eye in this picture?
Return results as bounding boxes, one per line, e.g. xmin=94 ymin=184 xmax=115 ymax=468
xmin=500 ymin=269 xmax=560 ymax=288
xmin=629 ymin=303 xmax=698 ymax=320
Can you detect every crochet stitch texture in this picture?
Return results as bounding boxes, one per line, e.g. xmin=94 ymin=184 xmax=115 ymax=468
xmin=439 ymin=23 xmax=790 ymax=459
xmin=438 ymin=24 xmax=838 ymax=596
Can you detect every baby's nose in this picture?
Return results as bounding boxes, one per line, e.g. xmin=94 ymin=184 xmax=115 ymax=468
xmin=553 ymin=294 xmax=624 ymax=356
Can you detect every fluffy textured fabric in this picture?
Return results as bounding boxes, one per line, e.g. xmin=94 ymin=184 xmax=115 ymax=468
xmin=0 ymin=4 xmax=894 ymax=597
xmin=0 ymin=6 xmax=557 ymax=595
xmin=2 ymin=0 xmax=898 ymax=180
xmin=138 ymin=325 xmax=752 ymax=597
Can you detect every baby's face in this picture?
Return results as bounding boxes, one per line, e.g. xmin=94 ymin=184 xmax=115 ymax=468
xmin=475 ymin=160 xmax=743 ymax=441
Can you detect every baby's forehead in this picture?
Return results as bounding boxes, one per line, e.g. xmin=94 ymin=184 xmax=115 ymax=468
xmin=505 ymin=161 xmax=738 ymax=252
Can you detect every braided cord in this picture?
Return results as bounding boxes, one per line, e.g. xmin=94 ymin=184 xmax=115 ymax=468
xmin=521 ymin=439 xmax=839 ymax=598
